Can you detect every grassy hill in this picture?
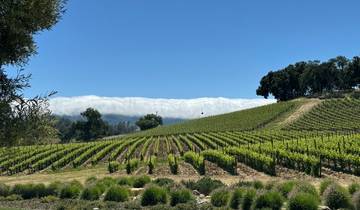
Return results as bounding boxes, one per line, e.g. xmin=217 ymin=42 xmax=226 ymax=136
xmin=133 ymin=100 xmax=305 ymax=136
xmin=286 ymin=98 xmax=360 ymax=131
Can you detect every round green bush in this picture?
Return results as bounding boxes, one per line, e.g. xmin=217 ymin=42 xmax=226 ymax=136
xmin=133 ymin=175 xmax=151 ymax=188
xmin=276 ymin=181 xmax=296 ymax=197
xmin=229 ymin=188 xmax=244 ymax=209
xmin=0 ymin=183 xmax=10 ymax=197
xmin=59 ymin=184 xmax=82 ymax=199
xmin=80 ymin=186 xmax=101 ymax=201
xmin=85 ymin=176 xmax=97 ymax=185
xmin=319 ymin=179 xmax=335 ymax=195
xmin=141 ymin=185 xmax=168 ymax=206
xmin=253 ymin=191 xmax=283 ymax=210
xmin=104 ymin=185 xmax=130 ymax=202
xmin=153 ymin=178 xmax=175 ymax=187
xmin=170 ymin=188 xmax=194 ymax=206
xmin=287 ymin=192 xmax=319 ymax=210
xmin=322 ymin=184 xmax=351 ymax=210
xmin=353 ymin=191 xmax=360 ymax=210
xmin=210 ymin=188 xmax=230 ymax=207
xmin=253 ymin=180 xmax=264 ymax=189
xmin=242 ymin=188 xmax=256 ymax=210
xmin=349 ymin=183 xmax=360 ymax=195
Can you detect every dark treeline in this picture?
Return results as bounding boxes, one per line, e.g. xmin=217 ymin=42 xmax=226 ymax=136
xmin=56 ymin=108 xmax=138 ymax=143
xmin=256 ymin=56 xmax=360 ymax=101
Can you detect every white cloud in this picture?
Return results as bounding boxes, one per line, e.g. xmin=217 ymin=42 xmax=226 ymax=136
xmin=50 ymin=96 xmax=276 ymax=119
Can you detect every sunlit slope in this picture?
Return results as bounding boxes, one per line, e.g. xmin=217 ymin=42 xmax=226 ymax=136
xmin=135 ymin=101 xmax=304 ymax=136
xmin=287 ymin=98 xmax=360 ymax=131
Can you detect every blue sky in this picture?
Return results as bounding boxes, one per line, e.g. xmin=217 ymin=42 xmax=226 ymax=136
xmin=14 ymin=0 xmax=360 ymax=98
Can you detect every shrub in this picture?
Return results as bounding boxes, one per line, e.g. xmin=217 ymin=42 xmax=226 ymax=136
xmin=353 ymin=191 xmax=360 ymax=210
xmin=242 ymin=188 xmax=256 ymax=210
xmin=85 ymin=176 xmax=97 ymax=185
xmin=118 ymin=176 xmax=135 ymax=186
xmin=288 ymin=182 xmax=318 ymax=200
xmin=59 ymin=183 xmax=82 ymax=199
xmin=276 ymin=181 xmax=296 ymax=197
xmin=287 ymin=192 xmax=319 ymax=210
xmin=4 ymin=194 xmax=23 ymax=201
xmin=322 ymin=184 xmax=351 ymax=210
xmin=253 ymin=180 xmax=264 ymax=189
xmin=11 ymin=184 xmax=43 ymax=199
xmin=46 ymin=181 xmax=62 ymax=196
xmin=229 ymin=188 xmax=244 ymax=209
xmin=349 ymin=183 xmax=360 ymax=195
xmin=104 ymin=185 xmax=130 ymax=202
xmin=108 ymin=161 xmax=121 ymax=173
xmin=80 ymin=186 xmax=101 ymax=201
xmin=153 ymin=178 xmax=175 ymax=187
xmin=253 ymin=191 xmax=283 ymax=210
xmin=94 ymin=177 xmax=117 ymax=193
xmin=319 ymin=179 xmax=335 ymax=195
xmin=170 ymin=188 xmax=194 ymax=206
xmin=133 ymin=175 xmax=151 ymax=188
xmin=141 ymin=185 xmax=168 ymax=206
xmin=185 ymin=177 xmax=225 ymax=196
xmin=168 ymin=154 xmax=179 ymax=175
xmin=211 ymin=188 xmax=230 ymax=207
xmin=0 ymin=183 xmax=10 ymax=197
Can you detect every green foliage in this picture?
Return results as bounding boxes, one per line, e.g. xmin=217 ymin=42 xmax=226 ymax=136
xmin=80 ymin=186 xmax=101 ymax=201
xmin=349 ymin=183 xmax=360 ymax=195
xmin=59 ymin=181 xmax=83 ymax=199
xmin=141 ymin=185 xmax=168 ymax=206
xmin=168 ymin=154 xmax=179 ymax=175
xmin=0 ymin=183 xmax=10 ymax=197
xmin=133 ymin=175 xmax=151 ymax=188
xmin=322 ymin=184 xmax=351 ymax=210
xmin=229 ymin=188 xmax=244 ymax=209
xmin=201 ymin=149 xmax=237 ymax=175
xmin=11 ymin=183 xmax=50 ymax=199
xmin=183 ymin=151 xmax=205 ymax=175
xmin=153 ymin=178 xmax=175 ymax=187
xmin=253 ymin=191 xmax=283 ymax=210
xmin=288 ymin=98 xmax=360 ymax=131
xmin=170 ymin=188 xmax=194 ymax=206
xmin=288 ymin=182 xmax=319 ymax=200
xmin=104 ymin=186 xmax=130 ymax=202
xmin=136 ymin=114 xmax=163 ymax=131
xmin=319 ymin=179 xmax=335 ymax=195
xmin=148 ymin=156 xmax=156 ymax=174
xmin=126 ymin=158 xmax=140 ymax=174
xmin=242 ymin=188 xmax=256 ymax=210
xmin=257 ymin=56 xmax=360 ymax=101
xmin=287 ymin=192 xmax=319 ymax=210
xmin=183 ymin=177 xmax=225 ymax=196
xmin=108 ymin=161 xmax=121 ymax=173
xmin=210 ymin=188 xmax=230 ymax=207
xmin=276 ymin=181 xmax=296 ymax=197
xmin=118 ymin=177 xmax=135 ymax=186
xmin=135 ymin=101 xmax=299 ymax=135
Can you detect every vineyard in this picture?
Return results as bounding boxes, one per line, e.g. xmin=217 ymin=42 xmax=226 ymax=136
xmin=287 ymin=98 xmax=360 ymax=131
xmin=1 ymin=98 xmax=360 ymax=181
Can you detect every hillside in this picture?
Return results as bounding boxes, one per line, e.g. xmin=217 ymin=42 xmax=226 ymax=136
xmin=286 ymin=98 xmax=360 ymax=131
xmin=132 ymin=100 xmax=304 ymax=136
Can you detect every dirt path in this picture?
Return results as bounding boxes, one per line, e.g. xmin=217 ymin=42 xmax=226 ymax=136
xmin=1 ymin=163 xmax=359 ymax=187
xmin=277 ymin=99 xmax=321 ymax=127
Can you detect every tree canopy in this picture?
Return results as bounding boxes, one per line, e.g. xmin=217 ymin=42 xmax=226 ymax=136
xmin=0 ymin=0 xmax=66 ymax=67
xmin=136 ymin=114 xmax=163 ymax=131
xmin=256 ymin=56 xmax=360 ymax=101
xmin=0 ymin=0 xmax=66 ymax=146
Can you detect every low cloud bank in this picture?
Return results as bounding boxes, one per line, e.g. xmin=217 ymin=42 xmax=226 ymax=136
xmin=50 ymin=96 xmax=276 ymax=119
